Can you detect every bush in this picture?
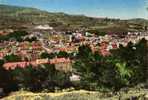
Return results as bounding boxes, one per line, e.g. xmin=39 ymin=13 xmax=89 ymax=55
xmin=4 ymin=54 xmax=21 ymax=62
xmin=10 ymin=64 xmax=72 ymax=92
xmin=40 ymin=52 xmax=55 ymax=59
xmin=0 ymin=31 xmax=28 ymax=42
xmin=24 ymin=36 xmax=37 ymax=42
xmin=87 ymin=30 xmax=107 ymax=36
xmin=111 ymin=38 xmax=148 ymax=85
xmin=0 ymin=60 xmax=18 ymax=95
xmin=73 ymin=45 xmax=134 ymax=91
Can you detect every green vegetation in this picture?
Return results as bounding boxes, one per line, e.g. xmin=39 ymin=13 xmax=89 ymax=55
xmin=0 ymin=62 xmax=72 ymax=94
xmin=24 ymin=36 xmax=38 ymax=42
xmin=87 ymin=30 xmax=107 ymax=36
xmin=0 ymin=4 xmax=147 ymax=31
xmin=0 ymin=60 xmax=18 ymax=95
xmin=0 ymin=31 xmax=28 ymax=42
xmin=73 ymin=38 xmax=148 ymax=91
xmin=40 ymin=51 xmax=70 ymax=59
xmin=74 ymin=45 xmax=131 ymax=91
xmin=40 ymin=52 xmax=56 ymax=59
xmin=56 ymin=51 xmax=69 ymax=58
xmin=111 ymin=38 xmax=148 ymax=85
xmin=4 ymin=54 xmax=22 ymax=62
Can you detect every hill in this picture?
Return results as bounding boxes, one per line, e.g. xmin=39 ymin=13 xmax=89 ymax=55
xmin=0 ymin=4 xmax=148 ymax=32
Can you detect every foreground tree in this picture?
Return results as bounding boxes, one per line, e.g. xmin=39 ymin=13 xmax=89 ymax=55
xmin=73 ymin=45 xmax=133 ymax=91
xmin=111 ymin=38 xmax=148 ymax=85
xmin=0 ymin=60 xmax=18 ymax=96
xmin=10 ymin=63 xmax=72 ymax=92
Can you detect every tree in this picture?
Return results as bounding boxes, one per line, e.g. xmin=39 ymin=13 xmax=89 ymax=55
xmin=0 ymin=60 xmax=18 ymax=95
xmin=111 ymin=39 xmax=148 ymax=85
xmin=10 ymin=63 xmax=72 ymax=92
xmin=0 ymin=60 xmax=8 ymax=95
xmin=0 ymin=31 xmax=28 ymax=42
xmin=133 ymin=38 xmax=148 ymax=84
xmin=40 ymin=52 xmax=55 ymax=59
xmin=11 ymin=64 xmax=53 ymax=91
xmin=4 ymin=54 xmax=21 ymax=62
xmin=77 ymin=45 xmax=94 ymax=59
xmin=73 ymin=45 xmax=133 ymax=91
xmin=24 ymin=36 xmax=37 ymax=42
xmin=57 ymin=51 xmax=69 ymax=58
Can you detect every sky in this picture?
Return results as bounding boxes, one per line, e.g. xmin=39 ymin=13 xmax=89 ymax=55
xmin=0 ymin=0 xmax=148 ymax=19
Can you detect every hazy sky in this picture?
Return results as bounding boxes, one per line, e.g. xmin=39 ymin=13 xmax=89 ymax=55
xmin=0 ymin=0 xmax=148 ymax=19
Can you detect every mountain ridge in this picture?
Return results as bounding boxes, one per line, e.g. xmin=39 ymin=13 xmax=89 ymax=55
xmin=0 ymin=4 xmax=147 ymax=32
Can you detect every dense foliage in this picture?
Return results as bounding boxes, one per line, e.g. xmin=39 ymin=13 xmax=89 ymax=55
xmin=0 ymin=31 xmax=28 ymax=42
xmin=73 ymin=38 xmax=148 ymax=91
xmin=4 ymin=54 xmax=22 ymax=62
xmin=10 ymin=64 xmax=71 ymax=92
xmin=87 ymin=30 xmax=107 ymax=36
xmin=0 ymin=63 xmax=72 ymax=95
xmin=111 ymin=38 xmax=148 ymax=85
xmin=24 ymin=36 xmax=38 ymax=42
xmin=0 ymin=60 xmax=18 ymax=96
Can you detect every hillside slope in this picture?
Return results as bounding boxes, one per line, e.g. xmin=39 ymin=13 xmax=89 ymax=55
xmin=0 ymin=4 xmax=147 ymax=32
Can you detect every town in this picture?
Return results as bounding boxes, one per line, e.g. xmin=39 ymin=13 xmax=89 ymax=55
xmin=0 ymin=1 xmax=148 ymax=99
xmin=0 ymin=24 xmax=148 ymax=72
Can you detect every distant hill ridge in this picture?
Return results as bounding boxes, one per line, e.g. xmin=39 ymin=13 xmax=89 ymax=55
xmin=0 ymin=4 xmax=148 ymax=31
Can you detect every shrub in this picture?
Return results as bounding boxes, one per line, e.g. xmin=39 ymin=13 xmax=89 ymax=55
xmin=0 ymin=60 xmax=18 ymax=95
xmin=4 ymin=54 xmax=21 ymax=62
xmin=111 ymin=38 xmax=148 ymax=85
xmin=0 ymin=31 xmax=28 ymax=42
xmin=73 ymin=45 xmax=134 ymax=91
xmin=10 ymin=64 xmax=72 ymax=92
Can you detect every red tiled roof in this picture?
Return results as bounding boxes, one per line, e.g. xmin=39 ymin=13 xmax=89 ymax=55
xmin=3 ymin=58 xmax=71 ymax=70
xmin=50 ymin=58 xmax=71 ymax=64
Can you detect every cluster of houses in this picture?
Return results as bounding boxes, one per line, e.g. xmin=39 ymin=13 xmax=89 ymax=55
xmin=0 ymin=26 xmax=148 ymax=72
xmin=3 ymin=58 xmax=72 ymax=72
xmin=37 ymin=30 xmax=148 ymax=57
xmin=0 ymin=41 xmax=43 ymax=60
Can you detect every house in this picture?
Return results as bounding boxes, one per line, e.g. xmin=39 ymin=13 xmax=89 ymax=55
xmin=36 ymin=58 xmax=48 ymax=65
xmin=0 ymin=52 xmax=5 ymax=59
xmin=50 ymin=58 xmax=72 ymax=72
xmin=35 ymin=25 xmax=53 ymax=30
xmin=99 ymin=42 xmax=111 ymax=56
xmin=3 ymin=62 xmax=30 ymax=70
xmin=3 ymin=58 xmax=72 ymax=72
xmin=70 ymin=74 xmax=80 ymax=81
